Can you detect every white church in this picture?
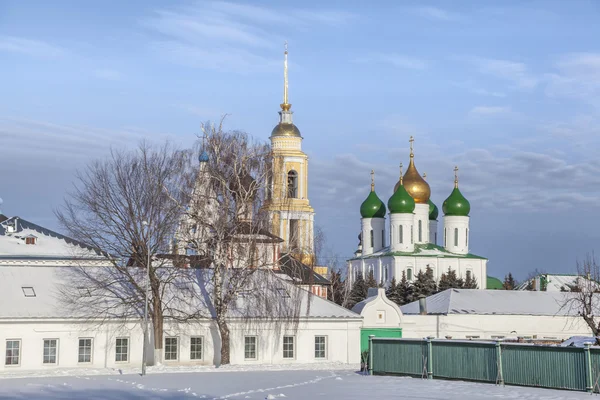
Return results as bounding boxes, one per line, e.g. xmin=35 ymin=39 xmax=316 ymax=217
xmin=347 ymin=139 xmax=488 ymax=289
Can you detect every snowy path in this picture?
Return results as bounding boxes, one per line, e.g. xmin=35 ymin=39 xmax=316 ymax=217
xmin=0 ymin=370 xmax=593 ymax=399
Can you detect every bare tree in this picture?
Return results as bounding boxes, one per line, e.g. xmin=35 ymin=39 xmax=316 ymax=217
xmin=179 ymin=120 xmax=300 ymax=365
xmin=56 ymin=142 xmax=196 ymax=364
xmin=560 ymin=254 xmax=600 ymax=345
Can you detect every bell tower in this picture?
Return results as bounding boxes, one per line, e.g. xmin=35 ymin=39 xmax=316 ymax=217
xmin=263 ymin=43 xmax=315 ymax=263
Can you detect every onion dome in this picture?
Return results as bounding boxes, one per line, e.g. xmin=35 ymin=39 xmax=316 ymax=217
xmin=442 ymin=166 xmax=470 ymax=216
xmin=198 ymin=150 xmax=209 ymax=163
xmin=271 ymin=122 xmax=301 ymax=137
xmin=393 ymin=136 xmax=430 ymax=203
xmin=428 ymin=199 xmax=439 ymax=220
xmin=388 ymin=164 xmax=415 ymax=214
xmin=360 ymin=170 xmax=386 ymax=218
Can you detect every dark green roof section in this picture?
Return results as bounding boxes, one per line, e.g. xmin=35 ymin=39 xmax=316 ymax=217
xmin=349 ymin=242 xmax=487 ymax=261
xmin=486 ymin=276 xmax=504 ymax=290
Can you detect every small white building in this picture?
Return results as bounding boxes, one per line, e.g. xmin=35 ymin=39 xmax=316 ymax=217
xmin=399 ymin=289 xmax=594 ymax=340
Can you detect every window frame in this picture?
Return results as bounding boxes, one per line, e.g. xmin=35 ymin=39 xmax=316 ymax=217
xmin=369 ymin=229 xmax=374 ymax=248
xmin=314 ymin=335 xmax=327 ymax=359
xmin=164 ymin=337 xmax=179 ymax=361
xmin=115 ymin=337 xmax=129 ymax=363
xmin=43 ymin=338 xmax=59 ymax=365
xmin=78 ymin=338 xmax=93 ymax=364
xmin=190 ymin=336 xmax=203 ymax=361
xmin=407 ymin=268 xmax=413 ymax=281
xmin=454 ymin=227 xmax=459 ymax=247
xmin=399 ymin=225 xmax=403 ymax=244
xmin=287 ymin=170 xmax=298 ymax=198
xmin=283 ymin=335 xmax=295 ymax=359
xmin=244 ymin=336 xmax=258 ymax=360
xmin=418 ymin=220 xmax=422 ymax=242
xmin=5 ymin=339 xmax=21 ymax=366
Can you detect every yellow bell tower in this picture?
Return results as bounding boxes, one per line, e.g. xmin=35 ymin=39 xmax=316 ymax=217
xmin=264 ymin=42 xmax=315 ymax=264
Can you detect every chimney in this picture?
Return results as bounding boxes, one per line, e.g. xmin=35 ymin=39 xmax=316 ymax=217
xmin=419 ymin=295 xmax=427 ymax=315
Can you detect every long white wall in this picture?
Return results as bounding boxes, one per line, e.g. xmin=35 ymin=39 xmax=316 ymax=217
xmin=0 ymin=318 xmax=361 ymax=372
xmin=401 ymin=314 xmax=592 ymax=340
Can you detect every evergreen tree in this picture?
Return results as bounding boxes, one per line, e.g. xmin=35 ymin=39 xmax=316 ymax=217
xmin=386 ymin=277 xmax=401 ymax=305
xmin=397 ymin=270 xmax=414 ymax=305
xmin=365 ymin=270 xmax=378 ymax=290
xmin=438 ymin=267 xmax=462 ymax=292
xmin=412 ymin=267 xmax=437 ymax=298
xmin=347 ymin=273 xmax=368 ymax=309
xmin=328 ymin=268 xmax=346 ymax=306
xmin=463 ymin=273 xmax=478 ymax=289
xmin=502 ymin=273 xmax=516 ymax=290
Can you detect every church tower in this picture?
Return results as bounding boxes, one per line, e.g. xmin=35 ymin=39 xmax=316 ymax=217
xmin=264 ymin=43 xmax=315 ymax=263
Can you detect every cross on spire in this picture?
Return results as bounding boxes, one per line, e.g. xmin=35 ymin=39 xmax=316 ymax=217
xmin=370 ymin=169 xmax=375 ymax=192
xmin=409 ymin=136 xmax=414 ymax=158
xmin=399 ymin=163 xmax=404 ymax=184
xmin=423 ymin=172 xmax=427 ymax=181
xmin=454 ymin=165 xmax=459 ymax=188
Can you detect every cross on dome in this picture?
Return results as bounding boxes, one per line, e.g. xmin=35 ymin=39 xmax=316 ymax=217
xmin=370 ymin=169 xmax=375 ymax=192
xmin=454 ymin=166 xmax=459 ymax=188
xmin=409 ymin=136 xmax=415 ymax=158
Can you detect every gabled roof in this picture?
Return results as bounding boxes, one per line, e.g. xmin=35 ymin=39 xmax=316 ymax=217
xmin=401 ymin=288 xmax=591 ymax=316
xmin=0 ymin=216 xmax=107 ymax=260
xmin=278 ymin=253 xmax=330 ymax=286
xmin=0 ymin=266 xmax=358 ymax=320
xmin=349 ymin=243 xmax=487 ymax=261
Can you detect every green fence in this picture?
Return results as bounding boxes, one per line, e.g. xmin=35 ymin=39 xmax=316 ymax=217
xmin=369 ymin=337 xmax=598 ymax=393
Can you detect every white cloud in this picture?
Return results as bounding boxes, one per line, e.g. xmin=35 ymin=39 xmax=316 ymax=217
xmin=545 ymin=53 xmax=600 ymax=105
xmin=469 ymin=106 xmax=511 ymax=116
xmin=0 ymin=36 xmax=66 ymax=58
xmin=354 ymin=53 xmax=427 ymax=70
xmin=473 ymin=57 xmax=538 ymax=89
xmin=413 ymin=6 xmax=463 ymax=21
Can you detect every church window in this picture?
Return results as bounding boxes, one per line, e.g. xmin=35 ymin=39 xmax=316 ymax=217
xmin=418 ymin=220 xmax=422 ymax=242
xmin=399 ymin=225 xmax=403 ymax=244
xmin=407 ymin=268 xmax=413 ymax=281
xmin=434 ymin=232 xmax=437 ymax=245
xmin=444 ymin=228 xmax=447 ymax=246
xmin=383 ymin=266 xmax=388 ymax=282
xmin=370 ymin=230 xmax=374 ymax=248
xmin=382 ymin=230 xmax=385 ymax=247
xmin=466 ymin=229 xmax=468 ymax=247
xmin=287 ymin=170 xmax=298 ymax=198
xmin=411 ymin=226 xmax=413 ymax=244
xmin=466 ymin=269 xmax=472 ymax=280
xmin=289 ymin=219 xmax=299 ymax=250
xmin=454 ymin=228 xmax=458 ymax=247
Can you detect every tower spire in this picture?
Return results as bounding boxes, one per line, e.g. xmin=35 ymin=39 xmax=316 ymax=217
xmin=370 ymin=170 xmax=375 ymax=192
xmin=454 ymin=166 xmax=459 ymax=188
xmin=280 ymin=41 xmax=291 ymax=111
xmin=409 ymin=136 xmax=415 ymax=159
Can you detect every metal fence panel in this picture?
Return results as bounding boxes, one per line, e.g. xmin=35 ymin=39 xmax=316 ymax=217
xmin=501 ymin=344 xmax=586 ymax=391
xmin=432 ymin=341 xmax=498 ymax=382
xmin=372 ymin=339 xmax=427 ymax=377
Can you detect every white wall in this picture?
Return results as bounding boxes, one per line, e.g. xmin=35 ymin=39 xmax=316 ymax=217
xmin=401 ymin=314 xmax=592 ymax=340
xmin=0 ymin=318 xmax=361 ymax=372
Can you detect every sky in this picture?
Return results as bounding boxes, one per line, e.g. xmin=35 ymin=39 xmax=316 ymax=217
xmin=1 ymin=0 xmax=600 ymax=281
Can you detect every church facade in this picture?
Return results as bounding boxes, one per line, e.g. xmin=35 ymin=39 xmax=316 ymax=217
xmin=347 ymin=138 xmax=488 ymax=289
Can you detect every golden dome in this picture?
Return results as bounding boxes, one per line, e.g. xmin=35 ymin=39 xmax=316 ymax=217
xmin=271 ymin=122 xmax=301 ymax=137
xmin=393 ymin=136 xmax=430 ymax=203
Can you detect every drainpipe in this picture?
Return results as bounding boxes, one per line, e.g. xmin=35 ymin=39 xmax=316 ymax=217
xmin=368 ymin=335 xmax=375 ymax=376
xmin=584 ymin=342 xmax=593 ymax=393
xmin=427 ymin=336 xmax=434 ymax=379
xmin=495 ymin=339 xmax=504 ymax=386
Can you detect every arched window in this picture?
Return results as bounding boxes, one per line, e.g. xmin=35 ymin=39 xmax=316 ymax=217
xmin=381 ymin=230 xmax=385 ymax=247
xmin=287 ymin=170 xmax=298 ymax=198
xmin=407 ymin=268 xmax=413 ymax=281
xmin=383 ymin=266 xmax=388 ymax=282
xmin=444 ymin=228 xmax=447 ymax=246
xmin=399 ymin=225 xmax=403 ymax=244
xmin=454 ymin=228 xmax=458 ymax=247
xmin=370 ymin=230 xmax=374 ymax=248
xmin=411 ymin=226 xmax=414 ymax=244
xmin=418 ymin=220 xmax=422 ymax=242
xmin=466 ymin=229 xmax=468 ymax=247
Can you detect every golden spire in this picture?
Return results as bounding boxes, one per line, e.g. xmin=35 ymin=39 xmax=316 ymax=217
xmin=370 ymin=169 xmax=375 ymax=192
xmin=280 ymin=41 xmax=291 ymax=111
xmin=454 ymin=166 xmax=459 ymax=188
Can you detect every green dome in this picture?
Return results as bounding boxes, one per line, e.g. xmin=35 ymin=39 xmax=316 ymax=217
xmin=428 ymin=199 xmax=439 ymax=220
xmin=360 ymin=191 xmax=386 ymax=218
xmin=442 ymin=187 xmax=470 ymax=216
xmin=388 ymin=183 xmax=415 ymax=214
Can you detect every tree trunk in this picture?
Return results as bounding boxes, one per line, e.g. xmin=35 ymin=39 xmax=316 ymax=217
xmin=217 ymin=316 xmax=230 ymax=365
xmin=151 ymin=288 xmax=164 ymax=365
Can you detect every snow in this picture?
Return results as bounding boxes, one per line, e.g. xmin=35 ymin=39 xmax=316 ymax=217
xmin=0 ymin=367 xmax=593 ymax=399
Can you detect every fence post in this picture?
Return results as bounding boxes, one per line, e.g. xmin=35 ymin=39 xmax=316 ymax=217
xmin=368 ymin=335 xmax=375 ymax=376
xmin=427 ymin=336 xmax=434 ymax=380
xmin=495 ymin=339 xmax=504 ymax=386
xmin=584 ymin=342 xmax=593 ymax=393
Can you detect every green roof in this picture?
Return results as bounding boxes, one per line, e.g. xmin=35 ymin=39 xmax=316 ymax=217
xmin=360 ymin=191 xmax=386 ymax=218
xmin=349 ymin=242 xmax=487 ymax=261
xmin=486 ymin=276 xmax=503 ymax=290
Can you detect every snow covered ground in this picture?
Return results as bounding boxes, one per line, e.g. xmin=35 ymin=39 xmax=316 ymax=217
xmin=0 ymin=367 xmax=593 ymax=399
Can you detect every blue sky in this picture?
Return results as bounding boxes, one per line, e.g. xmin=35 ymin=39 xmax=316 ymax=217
xmin=2 ymin=0 xmax=600 ymax=281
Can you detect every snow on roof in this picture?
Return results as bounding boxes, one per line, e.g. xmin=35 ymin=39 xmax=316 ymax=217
xmin=0 ymin=216 xmax=106 ymax=260
xmin=515 ymin=274 xmax=598 ymax=292
xmin=349 ymin=243 xmax=486 ymax=261
xmin=401 ymin=288 xmax=590 ymax=316
xmin=0 ymin=266 xmax=360 ymax=320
